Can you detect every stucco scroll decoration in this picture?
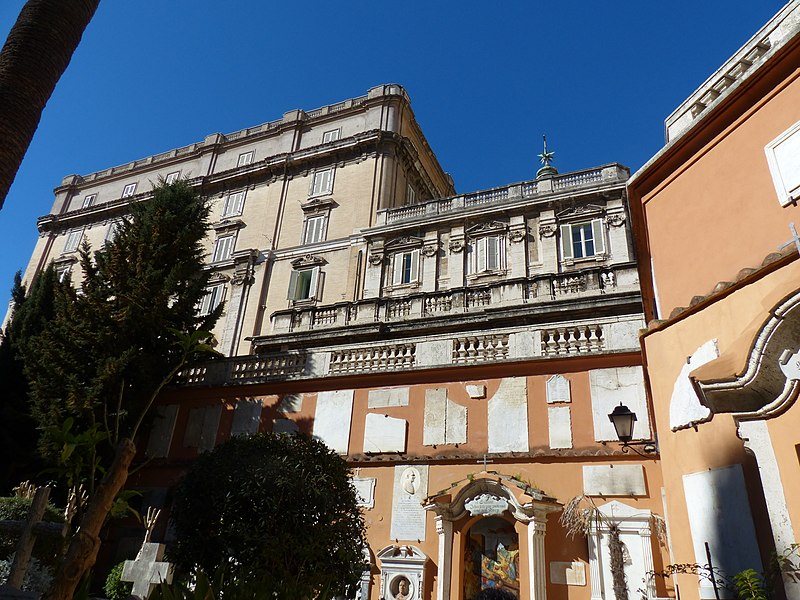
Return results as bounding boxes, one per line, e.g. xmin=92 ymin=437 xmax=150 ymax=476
xmin=421 ymin=244 xmax=438 ymax=258
xmin=464 ymin=493 xmax=509 ymax=517
xmin=605 ymin=214 xmax=626 ymax=227
xmin=508 ymin=229 xmax=526 ymax=243
xmin=538 ymin=224 xmax=557 ymax=238
xmin=449 ymin=239 xmax=465 ymax=254
xmin=368 ymin=253 xmax=384 ymax=266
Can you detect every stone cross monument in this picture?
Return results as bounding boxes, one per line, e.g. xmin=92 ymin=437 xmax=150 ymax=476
xmin=121 ymin=508 xmax=174 ymax=599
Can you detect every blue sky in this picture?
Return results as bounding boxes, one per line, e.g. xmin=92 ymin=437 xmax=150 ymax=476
xmin=0 ymin=1 xmax=785 ymax=307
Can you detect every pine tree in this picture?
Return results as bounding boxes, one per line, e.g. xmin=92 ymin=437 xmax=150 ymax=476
xmin=14 ymin=181 xmax=221 ymax=600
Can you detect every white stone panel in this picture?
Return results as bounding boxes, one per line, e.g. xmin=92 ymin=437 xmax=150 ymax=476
xmin=589 ymin=367 xmax=651 ymax=442
xmin=368 ymin=387 xmax=410 ymax=408
xmin=183 ymin=405 xmax=221 ymax=452
xmin=546 ymin=374 xmax=571 ymax=403
xmin=423 ymin=388 xmax=447 ymax=446
xmin=390 ymin=465 xmax=428 ymax=541
xmin=415 ymin=339 xmax=451 ymax=367
xmin=313 ymin=389 xmax=353 ymax=454
xmin=509 ymin=331 xmax=536 ymax=359
xmin=550 ymin=561 xmax=586 ymax=586
xmin=304 ymin=350 xmax=331 ymax=377
xmin=683 ymin=465 xmax=763 ymax=598
xmin=466 ymin=384 xmax=486 ymax=399
xmin=230 ymin=399 xmax=262 ymax=437
xmin=146 ymin=405 xmax=179 ymax=458
xmin=352 ymin=477 xmax=376 ymax=509
xmin=487 ymin=377 xmax=529 ymax=453
xmin=669 ymin=339 xmax=718 ymax=431
xmin=548 ymin=406 xmax=573 ymax=449
xmin=604 ymin=320 xmax=643 ymax=351
xmin=446 ymin=399 xmax=467 ymax=445
xmin=364 ymin=413 xmax=407 ymax=453
xmin=583 ymin=464 xmax=646 ymax=496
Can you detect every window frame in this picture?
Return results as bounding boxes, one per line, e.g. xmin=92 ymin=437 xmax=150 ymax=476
xmin=309 ymin=167 xmax=334 ymax=197
xmin=211 ymin=233 xmax=236 ymax=263
xmin=469 ymin=235 xmax=505 ymax=275
xmin=121 ymin=183 xmax=137 ymax=198
xmin=391 ymin=249 xmax=420 ymax=286
xmin=765 ymin=119 xmax=800 ymax=207
xmin=198 ymin=283 xmax=226 ymax=316
xmin=82 ymin=194 xmax=96 ymax=208
xmin=322 ymin=128 xmax=341 ymax=144
xmin=165 ymin=171 xmax=181 ymax=184
xmin=406 ymin=184 xmax=416 ymax=206
xmin=302 ymin=214 xmax=327 ymax=245
xmin=222 ymin=190 xmax=246 ymax=218
xmin=63 ymin=228 xmax=84 ymax=254
xmin=237 ymin=151 xmax=254 ymax=167
xmin=560 ymin=219 xmax=606 ymax=262
xmin=287 ymin=266 xmax=322 ymax=301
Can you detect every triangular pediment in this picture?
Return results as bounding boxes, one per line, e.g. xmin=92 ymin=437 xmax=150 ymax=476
xmin=385 ymin=236 xmax=424 ymax=249
xmin=466 ymin=221 xmax=508 ymax=236
xmin=556 ymin=204 xmax=605 ymax=220
xmin=290 ymin=254 xmax=327 ymax=268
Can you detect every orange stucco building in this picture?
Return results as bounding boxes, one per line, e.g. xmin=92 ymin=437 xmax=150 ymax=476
xmin=628 ymin=2 xmax=800 ymax=598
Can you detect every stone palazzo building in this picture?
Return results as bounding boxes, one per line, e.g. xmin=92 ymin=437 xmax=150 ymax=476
xmin=22 ymin=85 xmax=669 ymax=599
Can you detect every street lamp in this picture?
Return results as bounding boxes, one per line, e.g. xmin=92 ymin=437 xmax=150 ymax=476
xmin=607 ymin=402 xmax=657 ymax=455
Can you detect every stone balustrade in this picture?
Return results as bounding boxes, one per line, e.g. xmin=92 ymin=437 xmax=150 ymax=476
xmin=271 ymin=264 xmax=636 ymax=335
xmin=378 ymin=164 xmax=629 ymax=226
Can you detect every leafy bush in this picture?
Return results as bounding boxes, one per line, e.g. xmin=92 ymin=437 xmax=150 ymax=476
xmin=0 ymin=555 xmax=54 ymax=592
xmin=103 ymin=561 xmax=133 ymax=600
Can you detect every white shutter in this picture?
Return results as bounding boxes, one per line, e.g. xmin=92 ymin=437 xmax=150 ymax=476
xmin=64 ymin=229 xmax=83 ymax=253
xmin=476 ymin=238 xmax=487 ymax=272
xmin=560 ymin=225 xmax=573 ymax=260
xmin=486 ymin=237 xmax=500 ymax=271
xmin=287 ymin=271 xmax=301 ymax=300
xmin=392 ymin=254 xmax=403 ymax=285
xmin=224 ymin=192 xmax=245 ymax=217
xmin=591 ymin=219 xmax=605 ymax=256
xmin=213 ymin=235 xmax=235 ymax=262
xmin=410 ymin=249 xmax=420 ymax=282
xmin=309 ymin=267 xmax=321 ymax=299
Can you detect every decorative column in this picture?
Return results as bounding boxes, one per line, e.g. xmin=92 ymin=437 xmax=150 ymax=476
xmin=639 ymin=524 xmax=656 ymax=599
xmin=507 ymin=215 xmax=528 ymax=280
xmin=220 ymin=249 xmax=257 ymax=356
xmin=537 ymin=210 xmax=559 ymax=274
xmin=587 ymin=530 xmax=603 ymax=600
xmin=434 ymin=515 xmax=453 ymax=600
xmin=526 ymin=515 xmax=548 ymax=600
xmin=448 ymin=226 xmax=465 ymax=288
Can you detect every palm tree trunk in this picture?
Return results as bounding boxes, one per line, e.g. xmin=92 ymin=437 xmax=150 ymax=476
xmin=0 ymin=0 xmax=100 ymax=208
xmin=42 ymin=439 xmax=136 ymax=600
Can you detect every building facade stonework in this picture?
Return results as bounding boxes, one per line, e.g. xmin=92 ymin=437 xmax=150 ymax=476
xmin=22 ymin=84 xmax=671 ymax=599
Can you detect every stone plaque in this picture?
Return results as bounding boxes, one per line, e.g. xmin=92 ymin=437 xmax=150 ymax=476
xmin=368 ymin=387 xmax=410 ymax=408
xmin=589 ymin=367 xmax=650 ymax=442
xmin=363 ymin=414 xmax=407 ymax=453
xmin=546 ymin=374 xmax=571 ymax=403
xmin=352 ymin=477 xmax=376 ymax=508
xmin=313 ymin=390 xmax=353 ymax=454
xmin=146 ymin=405 xmax=179 ymax=458
xmin=550 ymin=561 xmax=586 ymax=586
xmin=583 ymin=464 xmax=646 ymax=496
xmin=548 ymin=406 xmax=572 ymax=449
xmin=487 ymin=377 xmax=529 ymax=453
xmin=464 ymin=493 xmax=508 ymax=516
xmin=231 ymin=399 xmax=262 ymax=436
xmin=390 ymin=465 xmax=428 ymax=541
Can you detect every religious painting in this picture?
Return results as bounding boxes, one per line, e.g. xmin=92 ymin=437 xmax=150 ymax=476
xmin=463 ymin=516 xmax=520 ymax=599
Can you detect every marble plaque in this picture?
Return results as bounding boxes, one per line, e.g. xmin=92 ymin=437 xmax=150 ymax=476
xmin=423 ymin=389 xmax=467 ymax=445
xmin=313 ymin=390 xmax=353 ymax=454
xmin=487 ymin=377 xmax=529 ymax=453
xmin=589 ymin=367 xmax=651 ymax=441
xmin=364 ymin=414 xmax=407 ymax=453
xmin=550 ymin=561 xmax=586 ymax=586
xmin=390 ymin=465 xmax=428 ymax=541
xmin=583 ymin=464 xmax=646 ymax=496
xmin=368 ymin=387 xmax=410 ymax=408
xmin=352 ymin=477 xmax=376 ymax=508
xmin=546 ymin=374 xmax=571 ymax=403
xmin=548 ymin=406 xmax=573 ymax=449
xmin=231 ymin=399 xmax=262 ymax=436
xmin=465 ymin=493 xmax=508 ymax=516
xmin=466 ymin=384 xmax=486 ymax=399
xmin=146 ymin=405 xmax=179 ymax=458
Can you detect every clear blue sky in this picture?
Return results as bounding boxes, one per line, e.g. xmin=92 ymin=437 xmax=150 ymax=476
xmin=0 ymin=1 xmax=785 ymax=308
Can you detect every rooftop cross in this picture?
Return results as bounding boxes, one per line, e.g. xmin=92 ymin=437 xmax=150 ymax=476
xmin=536 ymin=135 xmax=558 ymax=178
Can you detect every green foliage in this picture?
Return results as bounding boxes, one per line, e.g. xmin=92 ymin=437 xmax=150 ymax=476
xmin=0 ymin=555 xmax=54 ymax=592
xmin=17 ymin=181 xmax=220 ymax=491
xmin=103 ymin=561 xmax=133 ymax=600
xmin=169 ymin=433 xmax=367 ymax=600
xmin=0 ymin=496 xmax=65 ymax=566
xmin=150 ymin=568 xmax=220 ymax=600
xmin=733 ymin=569 xmax=767 ymax=600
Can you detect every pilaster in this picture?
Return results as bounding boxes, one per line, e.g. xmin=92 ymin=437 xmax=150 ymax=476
xmin=434 ymin=516 xmax=453 ymax=600
xmin=526 ymin=516 xmax=548 ymax=600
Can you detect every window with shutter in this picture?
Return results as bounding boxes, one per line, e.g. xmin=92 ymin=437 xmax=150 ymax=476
xmin=122 ymin=183 xmax=137 ymax=198
xmin=322 ymin=129 xmax=340 ymax=144
xmin=223 ymin=191 xmax=246 ymax=218
xmin=561 ymin=220 xmax=606 ymax=261
xmin=310 ymin=168 xmax=334 ymax=196
xmin=82 ymin=194 xmax=96 ymax=208
xmin=287 ymin=267 xmax=321 ymax=300
xmin=212 ymin=234 xmax=235 ymax=262
xmin=471 ymin=236 xmax=503 ymax=273
xmin=391 ymin=250 xmax=420 ymax=285
xmin=303 ymin=215 xmax=327 ymax=245
xmin=765 ymin=119 xmax=800 ymax=206
xmin=237 ymin=151 xmax=254 ymax=167
xmin=199 ymin=284 xmax=225 ymax=316
xmin=63 ymin=229 xmax=84 ymax=253
xmin=165 ymin=171 xmax=180 ymax=184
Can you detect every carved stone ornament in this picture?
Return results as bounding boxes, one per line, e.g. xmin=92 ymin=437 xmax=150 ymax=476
xmin=508 ymin=229 xmax=526 ymax=243
xmin=464 ymin=493 xmax=509 ymax=517
xmin=291 ymin=254 xmax=327 ymax=268
xmin=368 ymin=253 xmax=384 ymax=266
xmin=421 ymin=244 xmax=438 ymax=258
xmin=606 ymin=214 xmax=626 ymax=227
xmin=449 ymin=239 xmax=465 ymax=254
xmin=538 ymin=224 xmax=557 ymax=238
xmin=208 ymin=272 xmax=231 ymax=284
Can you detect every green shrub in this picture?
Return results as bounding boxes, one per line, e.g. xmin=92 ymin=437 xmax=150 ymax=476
xmin=104 ymin=561 xmax=133 ymax=600
xmin=0 ymin=496 xmax=65 ymax=566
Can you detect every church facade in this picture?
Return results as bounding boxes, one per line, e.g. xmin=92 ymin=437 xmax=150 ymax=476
xmin=24 ymin=85 xmax=670 ymax=599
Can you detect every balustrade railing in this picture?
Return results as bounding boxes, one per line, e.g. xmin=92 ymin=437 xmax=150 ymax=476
xmin=540 ymin=325 xmax=604 ymax=356
xmin=452 ymin=334 xmax=509 ymax=363
xmin=329 ymin=343 xmax=415 ymax=374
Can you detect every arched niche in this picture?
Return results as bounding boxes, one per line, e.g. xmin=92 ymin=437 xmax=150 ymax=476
xmin=376 ymin=545 xmax=427 ymax=600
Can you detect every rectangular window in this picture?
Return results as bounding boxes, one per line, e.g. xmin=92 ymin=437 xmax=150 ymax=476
xmin=310 ymin=168 xmax=333 ymax=196
xmin=122 ymin=183 xmax=137 ymax=198
xmin=55 ymin=265 xmax=72 ymax=283
xmin=322 ymin=129 xmax=340 ymax=144
xmin=302 ymin=215 xmax=327 ymax=245
xmin=105 ymin=220 xmax=122 ymax=242
xmin=63 ymin=229 xmax=84 ymax=253
xmin=392 ymin=249 xmax=420 ymax=285
xmin=765 ymin=119 xmax=800 ymax=206
xmin=222 ymin=191 xmax=245 ymax=218
xmin=287 ymin=267 xmax=321 ymax=301
xmin=198 ymin=284 xmax=225 ymax=316
xmin=82 ymin=194 xmax=96 ymax=208
xmin=165 ymin=171 xmax=180 ymax=184
xmin=560 ymin=219 xmax=605 ymax=261
xmin=473 ymin=236 xmax=502 ymax=273
xmin=406 ymin=184 xmax=416 ymax=205
xmin=237 ymin=151 xmax=254 ymax=167
xmin=212 ymin=234 xmax=236 ymax=262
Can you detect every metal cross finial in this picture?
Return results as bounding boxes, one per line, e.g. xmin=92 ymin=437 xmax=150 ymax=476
xmin=538 ymin=135 xmax=555 ymax=166
xmin=477 ymin=454 xmax=493 ymax=471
